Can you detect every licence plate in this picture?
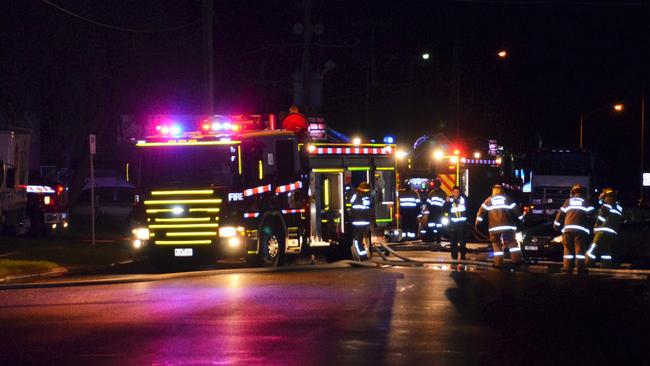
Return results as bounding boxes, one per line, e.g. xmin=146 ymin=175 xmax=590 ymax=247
xmin=524 ymin=245 xmax=538 ymax=251
xmin=174 ymin=248 xmax=193 ymax=257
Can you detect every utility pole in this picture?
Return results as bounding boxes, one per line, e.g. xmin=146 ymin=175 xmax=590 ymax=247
xmin=300 ymin=0 xmax=313 ymax=114
xmin=452 ymin=42 xmax=461 ymax=139
xmin=202 ymin=0 xmax=214 ymax=114
xmin=365 ymin=24 xmax=376 ymax=131
xmin=641 ymin=89 xmax=646 ymax=201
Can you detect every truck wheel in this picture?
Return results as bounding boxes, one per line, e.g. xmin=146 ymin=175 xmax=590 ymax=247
xmin=247 ymin=225 xmax=284 ymax=267
xmin=351 ymin=231 xmax=372 ymax=261
xmin=260 ymin=230 xmax=282 ymax=267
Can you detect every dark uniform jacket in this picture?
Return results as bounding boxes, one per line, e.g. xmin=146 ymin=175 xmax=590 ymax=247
xmin=426 ymin=188 xmax=447 ymax=214
xmin=349 ymin=188 xmax=371 ymax=225
xmin=594 ymin=197 xmax=623 ymax=235
xmin=553 ymin=195 xmax=595 ymax=235
xmin=475 ymin=194 xmax=522 ymax=233
xmin=398 ymin=188 xmax=420 ymax=209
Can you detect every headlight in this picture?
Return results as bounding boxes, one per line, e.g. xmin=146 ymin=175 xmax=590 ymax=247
xmin=551 ymin=235 xmax=563 ymax=243
xmin=219 ymin=226 xmax=244 ymax=238
xmin=132 ymin=227 xmax=150 ymax=240
xmin=515 ymin=232 xmax=524 ymax=244
xmin=441 ymin=217 xmax=450 ymax=226
xmin=228 ymin=237 xmax=241 ymax=247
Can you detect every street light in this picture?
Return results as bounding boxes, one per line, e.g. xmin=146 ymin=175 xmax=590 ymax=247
xmin=579 ymin=104 xmax=624 ymax=149
xmin=497 ymin=50 xmax=508 ymax=59
xmin=421 ymin=52 xmax=430 ymax=60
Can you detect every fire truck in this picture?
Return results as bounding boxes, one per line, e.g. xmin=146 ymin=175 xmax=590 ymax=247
xmin=129 ymin=114 xmax=397 ymax=268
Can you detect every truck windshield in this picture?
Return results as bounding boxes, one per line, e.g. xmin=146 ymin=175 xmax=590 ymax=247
xmin=138 ymin=145 xmax=237 ymax=188
xmin=532 ymin=152 xmax=592 ymax=176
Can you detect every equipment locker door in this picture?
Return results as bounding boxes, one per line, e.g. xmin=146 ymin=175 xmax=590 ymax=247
xmin=309 ymin=171 xmax=344 ymax=247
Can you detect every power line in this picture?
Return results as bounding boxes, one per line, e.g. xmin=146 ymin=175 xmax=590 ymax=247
xmin=40 ymin=0 xmax=200 ymax=33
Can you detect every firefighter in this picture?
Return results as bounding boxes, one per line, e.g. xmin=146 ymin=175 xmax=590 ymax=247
xmin=586 ymin=188 xmax=623 ymax=269
xmin=398 ymin=178 xmax=420 ymax=240
xmin=475 ymin=184 xmax=524 ymax=269
xmin=444 ymin=186 xmax=468 ymax=260
xmin=424 ymin=178 xmax=447 ymax=244
xmin=554 ymin=184 xmax=595 ymax=273
xmin=349 ymin=181 xmax=372 ymax=233
xmin=348 ymin=181 xmax=372 ymax=258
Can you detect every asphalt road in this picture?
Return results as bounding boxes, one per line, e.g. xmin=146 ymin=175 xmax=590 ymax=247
xmin=1 ymin=262 xmax=649 ymax=366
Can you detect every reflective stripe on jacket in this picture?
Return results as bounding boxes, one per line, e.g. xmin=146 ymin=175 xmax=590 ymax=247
xmin=554 ymin=195 xmax=594 ymax=234
xmin=475 ymin=194 xmax=522 ymax=233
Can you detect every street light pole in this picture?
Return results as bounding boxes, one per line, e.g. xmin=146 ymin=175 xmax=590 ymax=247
xmin=579 ymin=104 xmax=623 ymax=149
xmin=580 ymin=112 xmax=584 ymax=149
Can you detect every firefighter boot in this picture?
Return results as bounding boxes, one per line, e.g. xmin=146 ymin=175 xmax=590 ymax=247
xmin=492 ymin=242 xmax=504 ymax=269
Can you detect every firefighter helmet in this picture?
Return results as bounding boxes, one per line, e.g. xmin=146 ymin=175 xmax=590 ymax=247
xmin=599 ymin=187 xmax=617 ymax=200
xmin=570 ymin=184 xmax=585 ymax=196
xmin=492 ymin=184 xmax=503 ymax=194
xmin=357 ymin=181 xmax=371 ymax=192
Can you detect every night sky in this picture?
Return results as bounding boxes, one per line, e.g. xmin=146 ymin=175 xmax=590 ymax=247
xmin=1 ymin=0 xmax=649 ymax=198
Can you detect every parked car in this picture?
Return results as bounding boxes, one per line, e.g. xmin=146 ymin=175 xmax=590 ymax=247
xmin=519 ymin=207 xmax=650 ymax=268
xmin=70 ymin=177 xmax=135 ymax=235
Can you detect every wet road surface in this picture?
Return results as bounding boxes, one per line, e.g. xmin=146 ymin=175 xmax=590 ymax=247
xmin=0 ymin=265 xmax=648 ymax=365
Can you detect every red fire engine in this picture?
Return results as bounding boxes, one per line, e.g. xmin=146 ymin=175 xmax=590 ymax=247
xmin=129 ymin=114 xmax=397 ymax=268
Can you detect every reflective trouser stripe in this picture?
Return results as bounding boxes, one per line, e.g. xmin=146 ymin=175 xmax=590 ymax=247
xmin=587 ymin=243 xmax=597 ymax=259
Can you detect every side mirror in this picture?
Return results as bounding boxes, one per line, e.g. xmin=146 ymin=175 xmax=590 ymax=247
xmin=6 ymin=168 xmax=15 ymax=189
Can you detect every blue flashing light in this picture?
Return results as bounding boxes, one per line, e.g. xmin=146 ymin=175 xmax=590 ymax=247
xmin=170 ymin=125 xmax=182 ymax=136
xmin=383 ymin=136 xmax=395 ymax=144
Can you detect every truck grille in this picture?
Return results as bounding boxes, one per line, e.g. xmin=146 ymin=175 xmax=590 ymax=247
xmin=143 ymin=190 xmax=222 ymax=245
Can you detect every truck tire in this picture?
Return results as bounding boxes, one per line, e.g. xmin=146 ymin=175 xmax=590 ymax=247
xmin=260 ymin=228 xmax=283 ymax=267
xmin=247 ymin=221 xmax=285 ymax=267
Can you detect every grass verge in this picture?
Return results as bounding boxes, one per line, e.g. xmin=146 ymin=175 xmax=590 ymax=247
xmin=0 ymin=259 xmax=60 ymax=278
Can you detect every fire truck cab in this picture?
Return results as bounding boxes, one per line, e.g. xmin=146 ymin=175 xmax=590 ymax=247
xmin=130 ymin=115 xmax=397 ymax=269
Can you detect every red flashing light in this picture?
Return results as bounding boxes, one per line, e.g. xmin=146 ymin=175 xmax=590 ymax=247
xmin=56 ymin=185 xmax=65 ymax=195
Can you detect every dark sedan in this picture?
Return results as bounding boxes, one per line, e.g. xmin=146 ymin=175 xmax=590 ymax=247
xmin=519 ymin=208 xmax=650 ymax=267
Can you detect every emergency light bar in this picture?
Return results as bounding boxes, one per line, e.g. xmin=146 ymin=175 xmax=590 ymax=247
xmin=463 ymin=158 xmax=500 ymax=166
xmin=23 ymin=185 xmax=56 ymax=194
xmin=308 ymin=144 xmax=395 ymax=156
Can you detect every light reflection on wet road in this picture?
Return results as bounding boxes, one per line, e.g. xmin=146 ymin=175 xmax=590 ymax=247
xmin=0 ymin=266 xmax=648 ymax=365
